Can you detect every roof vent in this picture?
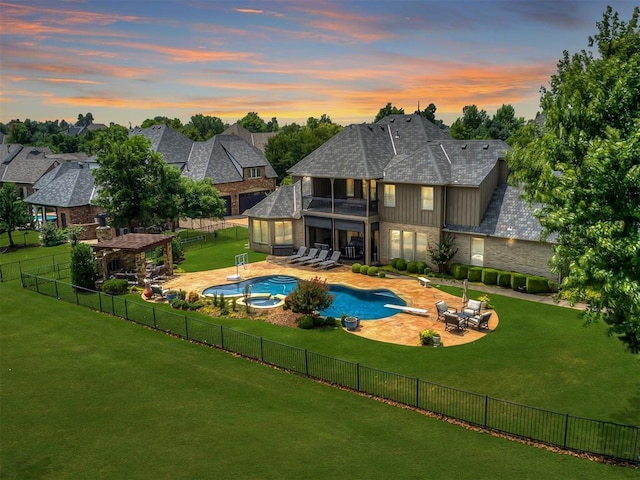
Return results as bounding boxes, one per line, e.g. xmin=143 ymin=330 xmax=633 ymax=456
xmin=406 ymin=117 xmax=412 ymax=122
xmin=395 ymin=130 xmax=400 ymax=139
xmin=389 ymin=118 xmax=395 ymax=123
xmin=461 ymin=144 xmax=467 ymax=150
xmin=367 ymin=126 xmax=373 ymax=132
xmin=483 ymin=144 xmax=489 ymax=150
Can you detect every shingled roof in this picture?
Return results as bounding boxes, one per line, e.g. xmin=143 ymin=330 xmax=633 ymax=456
xmin=245 ymin=183 xmax=307 ymax=219
xmin=0 ymin=146 xmax=58 ymax=185
xmin=129 ymin=125 xmax=193 ymax=166
xmin=446 ymin=184 xmax=555 ymax=243
xmin=25 ymin=162 xmax=98 ymax=208
xmin=222 ymin=123 xmax=277 ymax=153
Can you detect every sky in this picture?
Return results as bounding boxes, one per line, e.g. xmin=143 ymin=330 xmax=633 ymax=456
xmin=0 ymin=0 xmax=637 ymax=128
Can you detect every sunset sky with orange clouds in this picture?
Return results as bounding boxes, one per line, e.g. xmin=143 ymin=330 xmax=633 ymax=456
xmin=1 ymin=0 xmax=636 ymax=128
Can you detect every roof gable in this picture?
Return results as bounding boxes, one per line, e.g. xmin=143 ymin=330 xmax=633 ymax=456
xmin=24 ymin=162 xmax=96 ymax=207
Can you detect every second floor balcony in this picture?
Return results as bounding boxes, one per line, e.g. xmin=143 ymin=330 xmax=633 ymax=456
xmin=304 ymin=196 xmax=378 ymax=217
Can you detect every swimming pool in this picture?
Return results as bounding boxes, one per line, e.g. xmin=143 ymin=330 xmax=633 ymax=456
xmin=202 ymin=275 xmax=407 ymax=320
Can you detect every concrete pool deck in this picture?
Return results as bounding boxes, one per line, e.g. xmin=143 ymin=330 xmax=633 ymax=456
xmin=160 ymin=257 xmax=500 ymax=348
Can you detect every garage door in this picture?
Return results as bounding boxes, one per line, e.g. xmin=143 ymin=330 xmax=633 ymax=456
xmin=239 ymin=191 xmax=268 ymax=213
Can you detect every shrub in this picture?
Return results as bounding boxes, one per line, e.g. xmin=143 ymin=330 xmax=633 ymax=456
xmin=70 ymin=243 xmax=98 ymax=289
xmin=378 ymin=271 xmax=386 ymax=278
xmin=39 ymin=221 xmax=66 ymax=247
xmin=231 ymin=297 xmax=237 ymax=312
xmin=352 ymin=263 xmax=362 ymax=273
xmin=65 ymin=225 xmax=85 ymax=246
xmin=423 ymin=266 xmax=432 ymax=275
xmin=427 ymin=234 xmax=458 ymax=274
xmin=297 ymin=315 xmax=314 ymax=329
xmin=367 ymin=266 xmax=379 ymax=276
xmin=186 ymin=291 xmax=200 ymax=303
xmin=324 ymin=316 xmax=337 ymax=327
xmin=406 ymin=261 xmax=417 ymax=273
xmin=395 ymin=258 xmax=407 ymax=271
xmin=482 ymin=269 xmax=498 ymax=285
xmin=511 ymin=273 xmax=527 ymax=291
xmin=171 ymin=237 xmax=184 ymax=262
xmin=451 ymin=263 xmax=468 ymax=280
xmin=390 ymin=258 xmax=401 ymax=269
xmin=285 ymin=276 xmax=334 ymax=315
xmin=526 ymin=276 xmax=550 ymax=294
xmin=359 ymin=265 xmax=369 ymax=274
xmin=312 ymin=315 xmax=325 ymax=327
xmin=416 ymin=261 xmax=427 ymax=274
xmin=468 ymin=267 xmax=483 ymax=282
xmin=102 ymin=279 xmax=129 ymax=295
xmin=497 ymin=271 xmax=512 ymax=287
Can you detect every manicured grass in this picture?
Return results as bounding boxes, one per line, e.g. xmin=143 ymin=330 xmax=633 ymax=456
xmin=1 ymin=286 xmax=637 ymax=479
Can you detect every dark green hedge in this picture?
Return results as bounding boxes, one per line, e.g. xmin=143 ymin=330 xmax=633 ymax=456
xmin=511 ymin=273 xmax=527 ymax=290
xmin=526 ymin=276 xmax=550 ymax=294
xmin=451 ymin=263 xmax=468 ymax=280
xmin=468 ymin=267 xmax=483 ymax=282
xmin=481 ymin=268 xmax=498 ymax=285
xmin=497 ymin=271 xmax=512 ymax=287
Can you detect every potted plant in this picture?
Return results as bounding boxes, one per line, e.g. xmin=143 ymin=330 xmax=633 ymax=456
xmin=419 ymin=329 xmax=441 ymax=347
xmin=478 ymin=294 xmax=493 ymax=309
xmin=165 ymin=290 xmax=180 ymax=301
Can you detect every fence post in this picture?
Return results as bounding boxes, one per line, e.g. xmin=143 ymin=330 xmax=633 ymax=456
xmin=356 ymin=363 xmax=360 ymax=391
xmin=484 ymin=395 xmax=489 ymax=427
xmin=152 ymin=307 xmax=157 ymax=328
xmin=98 ymin=291 xmax=102 ymax=312
xmin=415 ymin=378 xmax=420 ymax=408
xmin=54 ymin=279 xmax=59 ymax=299
xmin=35 ymin=275 xmax=39 ymax=293
xmin=304 ymin=349 xmax=309 ymax=376
xmin=0 ymin=264 xmax=3 ymax=282
xmin=563 ymin=413 xmax=569 ymax=448
xmin=124 ymin=298 xmax=129 ymax=320
xmin=184 ymin=315 xmax=189 ymax=339
xmin=111 ymin=295 xmax=115 ymax=316
xmin=220 ymin=325 xmax=225 ymax=349
xmin=75 ymin=286 xmax=79 ymax=305
xmin=260 ymin=337 xmax=264 ymax=362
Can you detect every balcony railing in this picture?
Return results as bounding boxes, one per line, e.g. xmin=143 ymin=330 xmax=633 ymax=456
xmin=304 ymin=196 xmax=378 ymax=216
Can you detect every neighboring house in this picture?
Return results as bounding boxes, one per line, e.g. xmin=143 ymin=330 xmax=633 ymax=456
xmin=222 ymin=123 xmax=277 ymax=154
xmin=67 ymin=122 xmax=108 ymax=136
xmin=24 ymin=160 xmax=104 ymax=239
xmin=131 ymin=125 xmax=277 ymax=216
xmin=246 ymin=114 xmax=556 ymax=279
xmin=0 ymin=145 xmax=67 ymax=198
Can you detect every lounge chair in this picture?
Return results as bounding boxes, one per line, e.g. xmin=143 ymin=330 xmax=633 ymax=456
xmin=286 ymin=246 xmax=307 ymax=263
xmin=444 ymin=312 xmax=466 ymax=332
xmin=316 ymin=251 xmax=341 ymax=269
xmin=435 ymin=300 xmax=458 ymax=322
xmin=303 ymin=249 xmax=329 ymax=266
xmin=290 ymin=248 xmax=319 ymax=264
xmin=467 ymin=311 xmax=491 ymax=330
xmin=151 ymin=284 xmax=167 ymax=298
xmin=462 ymin=299 xmax=482 ymax=317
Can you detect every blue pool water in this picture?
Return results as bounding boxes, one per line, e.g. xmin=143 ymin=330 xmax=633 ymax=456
xmin=202 ymin=275 xmax=407 ymax=320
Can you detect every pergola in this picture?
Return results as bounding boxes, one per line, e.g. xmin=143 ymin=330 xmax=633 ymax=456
xmin=92 ymin=233 xmax=174 ymax=286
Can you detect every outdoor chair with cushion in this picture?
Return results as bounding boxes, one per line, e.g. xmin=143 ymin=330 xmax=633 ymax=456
xmin=316 ymin=251 xmax=341 ymax=269
xmin=286 ymin=246 xmax=307 ymax=263
xmin=444 ymin=312 xmax=467 ymax=332
xmin=302 ymin=249 xmax=329 ymax=266
xmin=467 ymin=311 xmax=491 ymax=330
xmin=151 ymin=284 xmax=168 ymax=298
xmin=435 ymin=300 xmax=458 ymax=322
xmin=462 ymin=299 xmax=482 ymax=317
xmin=291 ymin=248 xmax=319 ymax=264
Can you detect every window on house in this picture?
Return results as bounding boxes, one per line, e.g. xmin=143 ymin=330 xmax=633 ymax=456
xmin=421 ymin=187 xmax=434 ymax=210
xmin=416 ymin=233 xmax=428 ymax=261
xmin=471 ymin=237 xmax=484 ymax=266
xmin=389 ymin=229 xmax=401 ymax=258
xmin=252 ymin=219 xmax=269 ymax=244
xmin=247 ymin=167 xmax=261 ymax=178
xmin=402 ymin=231 xmax=414 ymax=260
xmin=274 ymin=221 xmax=292 ymax=244
xmin=384 ymin=184 xmax=396 ymax=207
xmin=346 ymin=179 xmax=354 ymax=197
xmin=370 ymin=179 xmax=377 ymax=200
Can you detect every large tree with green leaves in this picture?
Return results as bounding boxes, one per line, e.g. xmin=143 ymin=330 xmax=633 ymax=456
xmin=180 ymin=178 xmax=226 ymax=225
xmin=238 ymin=112 xmax=267 ymax=133
xmin=93 ymin=134 xmax=184 ymax=231
xmin=0 ymin=183 xmax=32 ymax=247
xmin=373 ymin=102 xmax=405 ymax=123
xmin=508 ymin=7 xmax=640 ymax=352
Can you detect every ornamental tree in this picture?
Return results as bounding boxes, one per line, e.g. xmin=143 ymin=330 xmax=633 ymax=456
xmin=428 ymin=235 xmax=458 ymax=274
xmin=508 ymin=7 xmax=640 ymax=352
xmin=284 ymin=276 xmax=334 ymax=316
xmin=0 ymin=183 xmax=32 ymax=247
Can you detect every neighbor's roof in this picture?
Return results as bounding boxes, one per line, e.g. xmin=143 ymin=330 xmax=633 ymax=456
xmin=91 ymin=233 xmax=174 ymax=252
xmin=129 ymin=124 xmax=193 ymax=166
xmin=222 ymin=123 xmax=277 ymax=153
xmin=25 ymin=162 xmax=98 ymax=207
xmin=0 ymin=146 xmax=58 ymax=185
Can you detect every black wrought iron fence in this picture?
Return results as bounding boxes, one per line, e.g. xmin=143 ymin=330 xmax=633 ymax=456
xmin=0 ymin=252 xmax=70 ymax=282
xmin=19 ymin=269 xmax=640 ymax=464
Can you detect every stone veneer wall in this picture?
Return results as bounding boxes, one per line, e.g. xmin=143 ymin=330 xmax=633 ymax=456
xmin=378 ymin=222 xmax=441 ymax=266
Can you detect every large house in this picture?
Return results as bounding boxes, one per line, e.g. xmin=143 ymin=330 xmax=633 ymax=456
xmin=246 ymin=114 xmax=556 ymax=279
xmin=130 ymin=125 xmax=277 ymax=216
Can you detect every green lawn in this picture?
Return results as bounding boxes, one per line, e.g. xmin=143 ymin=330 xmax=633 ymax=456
xmin=1 ymin=285 xmax=637 ymax=479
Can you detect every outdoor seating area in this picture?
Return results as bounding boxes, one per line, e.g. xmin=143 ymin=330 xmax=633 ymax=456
xmin=285 ymin=247 xmax=342 ymax=269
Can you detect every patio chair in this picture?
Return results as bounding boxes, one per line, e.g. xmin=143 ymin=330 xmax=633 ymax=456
xmin=286 ymin=246 xmax=307 ymax=263
xmin=462 ymin=299 xmax=482 ymax=317
xmin=151 ymin=284 xmax=167 ymax=298
xmin=435 ymin=300 xmax=458 ymax=322
xmin=444 ymin=312 xmax=466 ymax=332
xmin=302 ymin=249 xmax=329 ymax=266
xmin=316 ymin=251 xmax=341 ymax=269
xmin=467 ymin=311 xmax=491 ymax=330
xmin=290 ymin=248 xmax=319 ymax=264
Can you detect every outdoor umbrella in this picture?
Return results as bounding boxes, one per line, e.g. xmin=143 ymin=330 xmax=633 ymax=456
xmin=462 ymin=279 xmax=469 ymax=307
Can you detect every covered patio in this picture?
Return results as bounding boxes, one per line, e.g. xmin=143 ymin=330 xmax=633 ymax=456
xmin=92 ymin=233 xmax=174 ymax=286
